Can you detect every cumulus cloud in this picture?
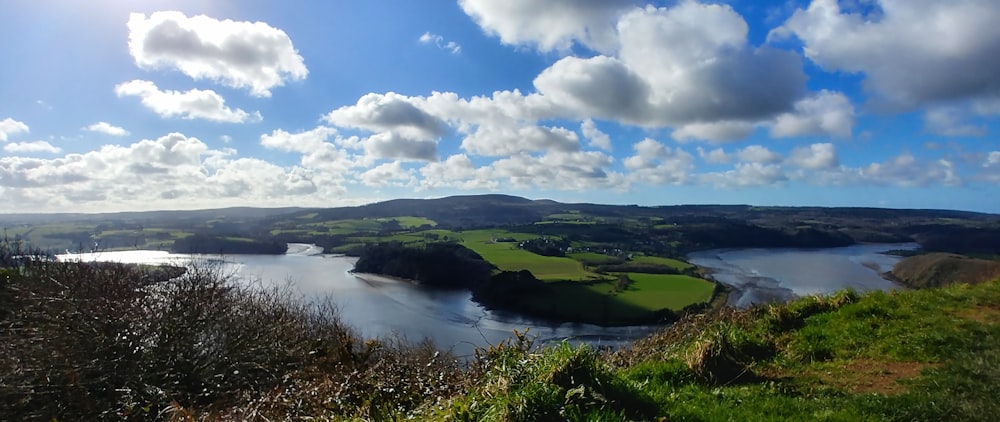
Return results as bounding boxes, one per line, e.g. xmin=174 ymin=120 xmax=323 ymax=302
xmin=923 ymin=105 xmax=988 ymax=137
xmin=775 ymin=0 xmax=1000 ymax=109
xmin=359 ymin=161 xmax=415 ymax=187
xmin=363 ymin=132 xmax=438 ymax=162
xmin=673 ymin=121 xmax=756 ymax=143
xmin=623 ymin=138 xmax=694 ymax=185
xmin=419 ymin=154 xmax=498 ymax=191
xmin=701 ymin=163 xmax=787 ymax=188
xmin=0 ymin=118 xmax=29 ymax=142
xmin=533 ymin=3 xmax=806 ymax=128
xmin=771 ymin=90 xmax=855 ymax=138
xmin=458 ymin=0 xmax=633 ymax=53
xmin=859 ymin=154 xmax=962 ymax=187
xmin=697 ymin=147 xmax=731 ymax=164
xmin=491 ymin=150 xmax=620 ymax=190
xmin=533 ymin=55 xmax=651 ymax=122
xmin=127 ymin=11 xmax=307 ymax=97
xmin=115 ymin=80 xmax=259 ymax=123
xmin=580 ymin=119 xmax=612 ymax=151
xmin=419 ymin=32 xmax=461 ymax=54
xmin=260 ymin=126 xmax=338 ymax=153
xmin=0 ymin=133 xmax=346 ymax=212
xmin=4 ymin=141 xmax=61 ymax=154
xmin=737 ymin=145 xmax=783 ymax=164
xmin=788 ymin=143 xmax=839 ymax=170
xmin=460 ymin=124 xmax=578 ymax=156
xmin=84 ymin=122 xmax=130 ymax=136
xmin=324 ymin=92 xmax=447 ymax=140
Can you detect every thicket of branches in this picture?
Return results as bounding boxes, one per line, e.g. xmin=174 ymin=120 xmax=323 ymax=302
xmin=0 ymin=241 xmax=465 ymax=420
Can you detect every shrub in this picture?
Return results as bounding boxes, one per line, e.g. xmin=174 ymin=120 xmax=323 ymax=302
xmin=0 ymin=242 xmax=465 ymax=420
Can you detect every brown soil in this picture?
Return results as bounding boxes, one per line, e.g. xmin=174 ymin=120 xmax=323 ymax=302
xmin=955 ymin=304 xmax=1000 ymax=324
xmin=817 ymin=359 xmax=935 ymax=395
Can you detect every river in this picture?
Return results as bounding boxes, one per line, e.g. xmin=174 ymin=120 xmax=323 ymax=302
xmin=687 ymin=243 xmax=916 ymax=308
xmin=57 ymin=245 xmax=658 ymax=357
xmin=58 ymin=242 xmax=915 ymax=355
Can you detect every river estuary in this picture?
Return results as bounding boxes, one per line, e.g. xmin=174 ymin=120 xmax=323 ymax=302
xmin=58 ymin=242 xmax=915 ymax=356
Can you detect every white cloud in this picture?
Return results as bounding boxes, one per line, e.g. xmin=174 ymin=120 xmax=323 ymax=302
xmin=458 ymin=0 xmax=633 ymax=53
xmin=260 ymin=126 xmax=338 ymax=153
xmin=491 ymin=150 xmax=621 ymax=190
xmin=363 ymin=132 xmax=438 ymax=162
xmin=115 ymin=80 xmax=259 ymax=123
xmin=84 ymin=122 xmax=130 ymax=136
xmin=788 ymin=143 xmax=839 ymax=170
xmin=859 ymin=154 xmax=962 ymax=187
xmin=534 ymin=3 xmax=806 ymax=127
xmin=580 ymin=119 xmax=612 ymax=151
xmin=987 ymin=151 xmax=1000 ymax=167
xmin=359 ymin=161 xmax=415 ymax=187
xmin=324 ymin=92 xmax=447 ymax=141
xmin=0 ymin=118 xmax=29 ymax=142
xmin=127 ymin=11 xmax=307 ymax=97
xmin=701 ymin=163 xmax=787 ymax=188
xmin=923 ymin=105 xmax=988 ymax=137
xmin=418 ymin=154 xmax=498 ymax=191
xmin=623 ymin=138 xmax=694 ymax=185
xmin=460 ymin=124 xmax=578 ymax=157
xmin=4 ymin=141 xmax=61 ymax=154
xmin=737 ymin=145 xmax=783 ymax=164
xmin=982 ymin=151 xmax=1000 ymax=183
xmin=0 ymin=133 xmax=347 ymax=212
xmin=533 ymin=55 xmax=650 ymax=122
xmin=673 ymin=120 xmax=756 ymax=143
xmin=775 ymin=0 xmax=1000 ymax=109
xmin=419 ymin=32 xmax=461 ymax=54
xmin=697 ymin=147 xmax=731 ymax=164
xmin=771 ymin=90 xmax=855 ymax=138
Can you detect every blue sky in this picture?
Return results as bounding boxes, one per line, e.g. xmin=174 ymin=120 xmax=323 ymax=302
xmin=1 ymin=0 xmax=999 ymax=213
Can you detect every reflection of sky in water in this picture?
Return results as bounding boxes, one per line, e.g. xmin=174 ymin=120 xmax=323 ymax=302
xmin=57 ymin=244 xmax=660 ymax=357
xmin=688 ymin=243 xmax=916 ymax=308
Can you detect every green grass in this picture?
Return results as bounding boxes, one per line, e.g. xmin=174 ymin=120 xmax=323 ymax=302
xmin=606 ymin=279 xmax=1000 ymax=421
xmin=385 ymin=216 xmax=436 ymax=228
xmin=617 ymin=273 xmax=715 ymax=311
xmin=459 ymin=230 xmax=596 ymax=281
xmin=630 ymin=255 xmax=694 ymax=271
xmin=568 ymin=252 xmax=623 ymax=265
xmin=436 ymin=279 xmax=1000 ymax=420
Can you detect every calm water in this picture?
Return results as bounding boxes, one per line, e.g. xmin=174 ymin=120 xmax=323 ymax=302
xmin=58 ymin=242 xmax=915 ymax=354
xmin=57 ymin=245 xmax=657 ymax=357
xmin=687 ymin=243 xmax=916 ymax=308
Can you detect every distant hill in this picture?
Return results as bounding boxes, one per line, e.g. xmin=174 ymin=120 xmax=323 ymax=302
xmin=5 ymin=194 xmax=1000 ymax=254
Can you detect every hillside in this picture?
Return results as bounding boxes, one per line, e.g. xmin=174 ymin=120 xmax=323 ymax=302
xmin=3 ymin=239 xmax=998 ymax=420
xmin=890 ymin=253 xmax=1000 ymax=288
xmin=5 ymin=194 xmax=1000 ymax=255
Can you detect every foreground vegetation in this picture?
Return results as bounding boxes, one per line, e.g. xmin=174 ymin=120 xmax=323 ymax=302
xmin=4 ymin=239 xmax=998 ymax=420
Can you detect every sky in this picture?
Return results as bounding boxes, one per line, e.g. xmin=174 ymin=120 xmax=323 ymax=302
xmin=1 ymin=0 xmax=999 ymax=214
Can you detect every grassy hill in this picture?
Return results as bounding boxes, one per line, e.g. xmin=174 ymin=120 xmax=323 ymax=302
xmin=890 ymin=252 xmax=1000 ymax=288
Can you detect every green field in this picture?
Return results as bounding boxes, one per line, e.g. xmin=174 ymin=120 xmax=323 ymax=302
xmin=568 ymin=252 xmax=623 ymax=265
xmin=459 ymin=230 xmax=597 ymax=281
xmin=630 ymin=255 xmax=694 ymax=271
xmin=617 ymin=273 xmax=715 ymax=310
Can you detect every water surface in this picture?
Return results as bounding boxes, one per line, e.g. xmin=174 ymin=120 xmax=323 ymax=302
xmin=687 ymin=243 xmax=916 ymax=307
xmin=58 ymin=245 xmax=658 ymax=357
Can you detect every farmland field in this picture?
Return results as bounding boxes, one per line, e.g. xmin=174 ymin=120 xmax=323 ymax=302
xmin=617 ymin=273 xmax=715 ymax=310
xmin=459 ymin=230 xmax=597 ymax=281
xmin=630 ymin=255 xmax=694 ymax=271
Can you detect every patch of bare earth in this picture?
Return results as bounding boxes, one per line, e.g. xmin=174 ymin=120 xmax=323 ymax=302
xmin=954 ymin=304 xmax=1000 ymax=324
xmin=818 ymin=359 xmax=935 ymax=395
